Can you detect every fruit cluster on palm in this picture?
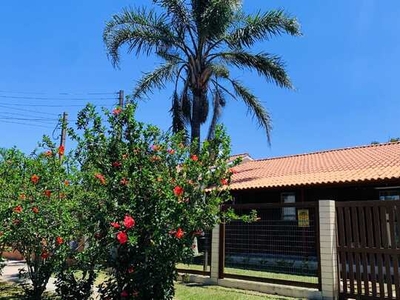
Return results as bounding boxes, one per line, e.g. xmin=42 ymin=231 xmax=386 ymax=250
xmin=103 ymin=0 xmax=301 ymax=149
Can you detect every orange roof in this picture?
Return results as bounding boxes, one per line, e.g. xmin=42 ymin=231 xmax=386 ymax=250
xmin=230 ymin=142 xmax=400 ymax=190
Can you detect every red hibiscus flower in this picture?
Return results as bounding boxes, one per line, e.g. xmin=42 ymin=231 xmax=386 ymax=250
xmin=13 ymin=205 xmax=22 ymax=213
xmin=123 ymin=215 xmax=135 ymax=229
xmin=220 ymin=178 xmax=229 ymax=186
xmin=190 ymin=154 xmax=198 ymax=162
xmin=44 ymin=190 xmax=52 ymax=198
xmin=56 ymin=236 xmax=64 ymax=245
xmin=116 ymin=231 xmax=128 ymax=244
xmin=167 ymin=149 xmax=175 ymax=155
xmin=44 ymin=150 xmax=52 ymax=157
xmin=31 ymin=174 xmax=40 ymax=184
xmin=32 ymin=207 xmax=39 ymax=214
xmin=110 ymin=222 xmax=120 ymax=229
xmin=173 ymin=186 xmax=184 ymax=197
xmin=41 ymin=251 xmax=50 ymax=259
xmin=175 ymin=228 xmax=184 ymax=239
xmin=58 ymin=145 xmax=65 ymax=156
xmin=112 ymin=107 xmax=122 ymax=115
xmin=95 ymin=173 xmax=106 ymax=185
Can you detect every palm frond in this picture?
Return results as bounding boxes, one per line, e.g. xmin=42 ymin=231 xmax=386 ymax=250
xmin=230 ymin=80 xmax=272 ymax=144
xmin=193 ymin=0 xmax=239 ymax=40
xmin=103 ymin=7 xmax=177 ymax=67
xmin=227 ymin=9 xmax=301 ymax=48
xmin=153 ymin=0 xmax=191 ymax=26
xmin=216 ymin=51 xmax=293 ymax=89
xmin=133 ymin=61 xmax=180 ymax=99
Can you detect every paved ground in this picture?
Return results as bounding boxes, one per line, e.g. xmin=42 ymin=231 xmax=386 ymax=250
xmin=1 ymin=259 xmax=56 ymax=291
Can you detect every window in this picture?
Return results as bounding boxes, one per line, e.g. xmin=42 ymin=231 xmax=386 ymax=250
xmin=281 ymin=192 xmax=296 ymax=221
xmin=379 ymin=190 xmax=400 ymax=201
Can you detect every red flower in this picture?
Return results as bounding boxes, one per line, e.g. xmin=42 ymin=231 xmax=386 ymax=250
xmin=56 ymin=236 xmax=64 ymax=245
xmin=190 ymin=154 xmax=198 ymax=162
xmin=167 ymin=149 xmax=175 ymax=155
xmin=13 ymin=205 xmax=22 ymax=213
xmin=58 ymin=145 xmax=65 ymax=156
xmin=41 ymin=251 xmax=50 ymax=259
xmin=44 ymin=150 xmax=53 ymax=157
xmin=31 ymin=174 xmax=40 ymax=184
xmin=173 ymin=186 xmax=184 ymax=197
xmin=112 ymin=107 xmax=122 ymax=115
xmin=116 ymin=231 xmax=128 ymax=244
xmin=110 ymin=222 xmax=120 ymax=229
xmin=220 ymin=178 xmax=229 ymax=186
xmin=32 ymin=207 xmax=39 ymax=214
xmin=112 ymin=161 xmax=122 ymax=168
xmin=123 ymin=215 xmax=135 ymax=229
xmin=44 ymin=190 xmax=52 ymax=198
xmin=127 ymin=266 xmax=135 ymax=274
xmin=175 ymin=228 xmax=184 ymax=239
xmin=120 ymin=178 xmax=129 ymax=186
xmin=95 ymin=173 xmax=106 ymax=185
xmin=121 ymin=290 xmax=128 ymax=297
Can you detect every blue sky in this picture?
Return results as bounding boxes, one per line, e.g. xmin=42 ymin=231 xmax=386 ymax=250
xmin=0 ymin=0 xmax=399 ymax=159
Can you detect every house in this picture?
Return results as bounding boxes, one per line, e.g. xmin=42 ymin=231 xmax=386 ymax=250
xmin=224 ymin=142 xmax=400 ymax=260
xmin=230 ymin=142 xmax=400 ymax=205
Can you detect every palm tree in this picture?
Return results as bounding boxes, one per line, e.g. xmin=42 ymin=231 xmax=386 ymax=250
xmin=104 ymin=0 xmax=301 ymax=149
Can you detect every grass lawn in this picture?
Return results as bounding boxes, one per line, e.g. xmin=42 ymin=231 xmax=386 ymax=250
xmin=175 ymin=283 xmax=299 ymax=300
xmin=176 ymin=263 xmax=317 ymax=284
xmin=0 ymin=281 xmax=299 ymax=300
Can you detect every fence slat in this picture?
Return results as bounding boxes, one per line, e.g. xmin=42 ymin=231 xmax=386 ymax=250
xmin=344 ymin=207 xmax=355 ymax=294
xmin=351 ymin=206 xmax=362 ymax=295
xmin=380 ymin=206 xmax=393 ymax=298
xmin=358 ymin=205 xmax=369 ymax=296
xmin=337 ymin=206 xmax=347 ymax=294
xmin=365 ymin=205 xmax=377 ymax=297
xmin=373 ymin=206 xmax=385 ymax=298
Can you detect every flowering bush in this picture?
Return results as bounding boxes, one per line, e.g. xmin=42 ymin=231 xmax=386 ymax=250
xmin=0 ymin=140 xmax=79 ymax=299
xmin=69 ymin=103 xmax=235 ymax=299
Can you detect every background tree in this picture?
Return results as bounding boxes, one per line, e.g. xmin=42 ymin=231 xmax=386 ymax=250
xmin=103 ymin=0 xmax=301 ymax=149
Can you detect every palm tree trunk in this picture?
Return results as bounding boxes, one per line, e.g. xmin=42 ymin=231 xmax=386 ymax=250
xmin=191 ymin=92 xmax=202 ymax=153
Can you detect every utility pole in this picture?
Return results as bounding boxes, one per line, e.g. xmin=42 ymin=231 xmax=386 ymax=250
xmin=118 ymin=90 xmax=124 ymax=107
xmin=59 ymin=112 xmax=68 ymax=158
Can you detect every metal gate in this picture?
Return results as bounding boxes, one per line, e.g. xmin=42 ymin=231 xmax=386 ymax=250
xmin=336 ymin=200 xmax=400 ymax=299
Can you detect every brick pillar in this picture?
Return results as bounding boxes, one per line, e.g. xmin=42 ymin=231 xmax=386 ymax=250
xmin=319 ymin=200 xmax=338 ymax=300
xmin=210 ymin=224 xmax=220 ymax=283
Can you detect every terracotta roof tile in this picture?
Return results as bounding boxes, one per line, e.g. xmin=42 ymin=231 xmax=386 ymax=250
xmin=230 ymin=142 xmax=400 ymax=190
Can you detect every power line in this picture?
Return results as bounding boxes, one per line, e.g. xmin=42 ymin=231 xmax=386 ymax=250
xmin=0 ymin=104 xmax=59 ymax=116
xmin=0 ymin=90 xmax=118 ymax=96
xmin=0 ymin=102 xmax=112 ymax=107
xmin=0 ymin=95 xmax=117 ymax=101
xmin=0 ymin=119 xmax=54 ymax=129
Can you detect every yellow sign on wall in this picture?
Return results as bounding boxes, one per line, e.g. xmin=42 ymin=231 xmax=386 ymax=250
xmin=298 ymin=209 xmax=309 ymax=227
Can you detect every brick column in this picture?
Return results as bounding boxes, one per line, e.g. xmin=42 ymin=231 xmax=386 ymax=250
xmin=319 ymin=200 xmax=338 ymax=300
xmin=210 ymin=224 xmax=220 ymax=283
